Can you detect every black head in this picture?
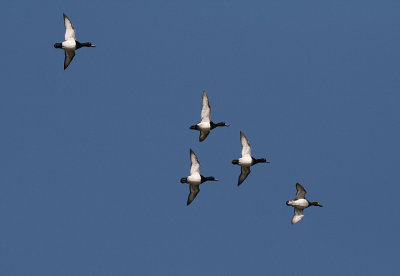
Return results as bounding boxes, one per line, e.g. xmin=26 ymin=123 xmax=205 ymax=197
xmin=83 ymin=42 xmax=95 ymax=47
xmin=210 ymin=121 xmax=229 ymax=129
xmin=180 ymin=178 xmax=187 ymax=183
xmin=201 ymin=176 xmax=218 ymax=183
xmin=285 ymin=201 xmax=290 ymax=206
xmin=76 ymin=41 xmax=96 ymax=49
xmin=218 ymin=122 xmax=229 ymax=127
xmin=54 ymin=43 xmax=62 ymax=48
xmin=232 ymin=159 xmax=239 ymax=165
xmin=253 ymin=157 xmax=270 ymax=164
xmin=189 ymin=125 xmax=198 ymax=130
xmin=310 ymin=202 xmax=323 ymax=207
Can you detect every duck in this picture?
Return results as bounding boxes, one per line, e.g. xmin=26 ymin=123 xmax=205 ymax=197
xmin=180 ymin=149 xmax=218 ymax=205
xmin=54 ymin=13 xmax=95 ymax=70
xmin=189 ymin=91 xmax=229 ymax=142
xmin=232 ymin=131 xmax=270 ymax=186
xmin=286 ymin=183 xmax=323 ymax=224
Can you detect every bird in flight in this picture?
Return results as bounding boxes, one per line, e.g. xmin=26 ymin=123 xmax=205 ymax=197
xmin=54 ymin=13 xmax=95 ymax=70
xmin=286 ymin=183 xmax=323 ymax=224
xmin=180 ymin=149 xmax=218 ymax=205
xmin=232 ymin=131 xmax=270 ymax=186
xmin=189 ymin=91 xmax=229 ymax=142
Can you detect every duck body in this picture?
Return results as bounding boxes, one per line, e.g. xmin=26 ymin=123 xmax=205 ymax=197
xmin=61 ymin=40 xmax=76 ymax=49
xmin=194 ymin=121 xmax=211 ymax=131
xmin=286 ymin=198 xmax=309 ymax=209
xmin=186 ymin=174 xmax=201 ymax=185
xmin=237 ymin=155 xmax=252 ymax=166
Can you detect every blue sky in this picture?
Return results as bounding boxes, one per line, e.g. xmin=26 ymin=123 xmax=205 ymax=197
xmin=0 ymin=0 xmax=399 ymax=275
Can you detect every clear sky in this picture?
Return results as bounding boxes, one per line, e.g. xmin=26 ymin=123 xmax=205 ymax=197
xmin=0 ymin=0 xmax=399 ymax=275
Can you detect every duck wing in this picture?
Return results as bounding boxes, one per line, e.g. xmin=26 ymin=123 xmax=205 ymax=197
xmin=200 ymin=91 xmax=211 ymax=123
xmin=187 ymin=185 xmax=200 ymax=205
xmin=240 ymin=131 xmax=251 ymax=158
xmin=199 ymin=130 xmax=210 ymax=142
xmin=190 ymin=149 xmax=200 ymax=175
xmin=295 ymin=183 xmax=307 ymax=199
xmin=63 ymin=13 xmax=76 ymax=41
xmin=238 ymin=166 xmax=251 ymax=186
xmin=292 ymin=208 xmax=304 ymax=224
xmin=64 ymin=49 xmax=75 ymax=70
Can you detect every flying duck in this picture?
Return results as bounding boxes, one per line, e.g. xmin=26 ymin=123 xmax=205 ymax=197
xmin=286 ymin=183 xmax=323 ymax=224
xmin=189 ymin=91 xmax=229 ymax=142
xmin=232 ymin=131 xmax=270 ymax=186
xmin=180 ymin=149 xmax=218 ymax=205
xmin=54 ymin=13 xmax=95 ymax=70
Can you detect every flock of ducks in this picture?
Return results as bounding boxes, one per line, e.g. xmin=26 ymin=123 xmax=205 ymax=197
xmin=180 ymin=91 xmax=323 ymax=224
xmin=53 ymin=14 xmax=323 ymax=224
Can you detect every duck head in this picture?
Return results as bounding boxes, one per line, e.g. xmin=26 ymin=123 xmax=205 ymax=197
xmin=201 ymin=176 xmax=218 ymax=183
xmin=310 ymin=202 xmax=323 ymax=207
xmin=253 ymin=158 xmax=271 ymax=164
xmin=54 ymin=43 xmax=62 ymax=48
xmin=211 ymin=121 xmax=230 ymax=129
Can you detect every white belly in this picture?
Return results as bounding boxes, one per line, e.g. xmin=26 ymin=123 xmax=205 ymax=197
xmin=238 ymin=156 xmax=252 ymax=166
xmin=197 ymin=122 xmax=210 ymax=130
xmin=288 ymin=199 xmax=309 ymax=209
xmin=62 ymin=40 xmax=76 ymax=49
xmin=187 ymin=174 xmax=201 ymax=185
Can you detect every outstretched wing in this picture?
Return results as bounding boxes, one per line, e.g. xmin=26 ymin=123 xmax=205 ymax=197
xmin=292 ymin=208 xmax=304 ymax=224
xmin=64 ymin=49 xmax=75 ymax=70
xmin=240 ymin=131 xmax=251 ymax=157
xmin=63 ymin=13 xmax=76 ymax=41
xmin=190 ymin=149 xmax=200 ymax=175
xmin=200 ymin=91 xmax=211 ymax=123
xmin=295 ymin=183 xmax=307 ymax=199
xmin=238 ymin=166 xmax=251 ymax=186
xmin=199 ymin=130 xmax=210 ymax=142
xmin=187 ymin=185 xmax=200 ymax=205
